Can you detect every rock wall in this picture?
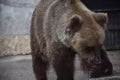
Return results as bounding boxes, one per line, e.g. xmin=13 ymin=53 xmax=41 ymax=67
xmin=0 ymin=0 xmax=39 ymax=56
xmin=0 ymin=35 xmax=30 ymax=56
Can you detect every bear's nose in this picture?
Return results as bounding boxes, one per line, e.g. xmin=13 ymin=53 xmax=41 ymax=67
xmin=95 ymin=56 xmax=102 ymax=64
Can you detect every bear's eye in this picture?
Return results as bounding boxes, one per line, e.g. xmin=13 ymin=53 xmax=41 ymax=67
xmin=65 ymin=29 xmax=73 ymax=35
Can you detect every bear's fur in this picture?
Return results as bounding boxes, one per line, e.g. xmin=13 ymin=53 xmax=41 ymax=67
xmin=30 ymin=0 xmax=113 ymax=80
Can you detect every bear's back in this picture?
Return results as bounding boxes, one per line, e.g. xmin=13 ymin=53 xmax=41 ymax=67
xmin=30 ymin=0 xmax=55 ymax=54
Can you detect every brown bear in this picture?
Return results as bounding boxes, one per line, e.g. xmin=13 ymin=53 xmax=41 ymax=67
xmin=30 ymin=0 xmax=113 ymax=80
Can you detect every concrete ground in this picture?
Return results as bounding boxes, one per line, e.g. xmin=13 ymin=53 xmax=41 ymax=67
xmin=0 ymin=51 xmax=120 ymax=80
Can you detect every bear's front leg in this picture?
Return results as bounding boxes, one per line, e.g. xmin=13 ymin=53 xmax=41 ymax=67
xmin=51 ymin=45 xmax=76 ymax=80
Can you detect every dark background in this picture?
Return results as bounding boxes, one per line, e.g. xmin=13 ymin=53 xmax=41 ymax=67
xmin=81 ymin=0 xmax=120 ymax=11
xmin=81 ymin=0 xmax=120 ymax=50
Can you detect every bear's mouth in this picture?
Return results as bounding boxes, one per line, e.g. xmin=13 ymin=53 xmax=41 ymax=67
xmin=79 ymin=47 xmax=113 ymax=78
xmin=90 ymin=63 xmax=113 ymax=78
xmin=89 ymin=53 xmax=113 ymax=78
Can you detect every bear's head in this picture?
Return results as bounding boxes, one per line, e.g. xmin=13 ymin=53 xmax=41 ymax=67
xmin=59 ymin=12 xmax=112 ymax=77
xmin=63 ymin=12 xmax=107 ymax=54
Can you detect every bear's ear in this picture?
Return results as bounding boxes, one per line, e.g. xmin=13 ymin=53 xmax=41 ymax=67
xmin=94 ymin=13 xmax=108 ymax=28
xmin=65 ymin=15 xmax=82 ymax=35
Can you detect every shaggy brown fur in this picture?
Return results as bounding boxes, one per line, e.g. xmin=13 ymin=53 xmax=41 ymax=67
xmin=30 ymin=0 xmax=113 ymax=80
